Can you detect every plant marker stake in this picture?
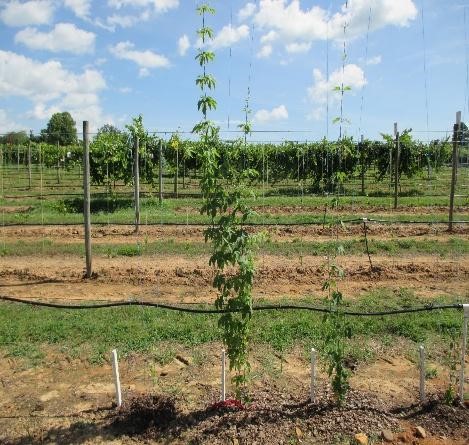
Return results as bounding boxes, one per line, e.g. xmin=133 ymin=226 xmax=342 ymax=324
xmin=310 ymin=348 xmax=316 ymax=402
xmin=221 ymin=349 xmax=226 ymax=402
xmin=111 ymin=349 xmax=122 ymax=408
xmin=460 ymin=304 xmax=469 ymax=403
xmin=419 ymin=345 xmax=426 ymax=403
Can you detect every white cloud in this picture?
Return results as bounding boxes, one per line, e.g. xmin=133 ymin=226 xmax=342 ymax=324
xmin=257 ymin=44 xmax=272 ymax=58
xmin=15 ymin=23 xmax=95 ymax=54
xmin=178 ymin=34 xmax=190 ymax=56
xmin=209 ymin=24 xmax=250 ymax=49
xmin=106 ymin=13 xmax=140 ymax=28
xmin=251 ymin=0 xmax=418 ymax=54
xmin=307 ymin=63 xmax=367 ymax=120
xmin=103 ymin=0 xmax=177 ymax=29
xmin=109 ymin=41 xmax=170 ymax=75
xmin=138 ymin=68 xmax=150 ymax=77
xmin=366 ymin=55 xmax=382 ymax=65
xmin=64 ymin=0 xmax=91 ymax=19
xmin=118 ymin=87 xmax=132 ymax=93
xmin=107 ymin=0 xmax=179 ymax=13
xmin=285 ymin=42 xmax=311 ymax=53
xmin=260 ymin=30 xmax=278 ymax=44
xmin=0 ymin=0 xmax=54 ymax=27
xmin=238 ymin=2 xmax=256 ymax=21
xmin=0 ymin=50 xmax=110 ymax=129
xmin=254 ymin=105 xmax=288 ymax=123
xmin=0 ymin=109 xmax=23 ymax=133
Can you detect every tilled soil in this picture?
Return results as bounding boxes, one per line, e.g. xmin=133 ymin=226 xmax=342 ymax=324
xmin=1 ymin=222 xmax=469 ymax=243
xmin=0 ymin=254 xmax=468 ymax=302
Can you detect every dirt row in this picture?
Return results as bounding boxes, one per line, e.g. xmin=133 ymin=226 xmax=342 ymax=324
xmin=1 ymin=254 xmax=467 ymax=302
xmin=1 ymin=222 xmax=469 ymax=244
xmin=173 ymin=204 xmax=469 ymax=215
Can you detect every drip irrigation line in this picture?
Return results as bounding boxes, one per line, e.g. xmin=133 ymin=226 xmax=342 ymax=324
xmin=0 ymin=295 xmax=464 ymax=316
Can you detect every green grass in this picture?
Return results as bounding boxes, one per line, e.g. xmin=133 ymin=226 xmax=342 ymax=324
xmin=1 ymin=237 xmax=468 ymax=258
xmin=1 ymin=164 xmax=468 ymax=226
xmin=0 ymin=201 xmax=467 ymax=226
xmin=0 ymin=289 xmax=464 ymax=367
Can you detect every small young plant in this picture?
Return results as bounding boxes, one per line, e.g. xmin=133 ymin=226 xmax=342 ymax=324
xmin=321 ymin=219 xmax=351 ymax=405
xmin=193 ymin=2 xmax=262 ymax=399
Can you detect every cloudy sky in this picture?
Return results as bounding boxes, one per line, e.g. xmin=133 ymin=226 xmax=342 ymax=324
xmin=0 ymin=0 xmax=468 ymax=140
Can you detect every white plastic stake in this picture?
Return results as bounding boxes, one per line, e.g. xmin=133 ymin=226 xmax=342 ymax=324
xmin=111 ymin=349 xmax=122 ymax=408
xmin=221 ymin=349 xmax=226 ymax=401
xmin=310 ymin=348 xmax=316 ymax=402
xmin=460 ymin=304 xmax=469 ymax=403
xmin=419 ymin=345 xmax=426 ymax=403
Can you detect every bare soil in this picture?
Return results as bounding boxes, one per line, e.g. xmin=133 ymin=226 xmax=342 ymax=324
xmin=0 ymin=346 xmax=467 ymax=444
xmin=0 ymin=254 xmax=468 ymax=303
xmin=1 ymin=222 xmax=469 ymax=243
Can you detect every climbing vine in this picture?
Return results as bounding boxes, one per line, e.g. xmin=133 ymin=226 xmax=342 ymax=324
xmin=193 ymin=3 xmax=261 ymax=398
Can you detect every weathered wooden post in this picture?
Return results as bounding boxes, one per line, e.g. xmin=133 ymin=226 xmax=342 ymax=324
xmin=449 ymin=111 xmax=461 ymax=232
xmin=394 ymin=123 xmax=399 ymax=210
xmin=133 ymin=136 xmax=140 ymax=233
xmin=28 ymin=130 xmax=32 ymax=190
xmin=159 ymin=139 xmax=163 ymax=204
xmin=174 ymin=145 xmax=179 ymax=197
xmin=360 ymin=134 xmax=365 ymax=195
xmin=83 ymin=121 xmax=92 ymax=278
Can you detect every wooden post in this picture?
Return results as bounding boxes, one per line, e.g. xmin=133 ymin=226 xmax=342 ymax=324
xmin=159 ymin=139 xmax=163 ymax=204
xmin=28 ymin=131 xmax=32 ymax=190
xmin=360 ymin=134 xmax=365 ymax=195
xmin=449 ymin=112 xmax=461 ymax=232
xmin=83 ymin=121 xmax=92 ymax=278
xmin=56 ymin=140 xmax=61 ymax=184
xmin=133 ymin=136 xmax=140 ymax=233
xmin=394 ymin=123 xmax=399 ymax=209
xmin=174 ymin=146 xmax=178 ymax=197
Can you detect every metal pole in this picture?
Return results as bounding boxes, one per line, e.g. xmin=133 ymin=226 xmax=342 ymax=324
xmin=83 ymin=121 xmax=92 ymax=278
xmin=133 ymin=137 xmax=140 ymax=233
xmin=449 ymin=111 xmax=461 ymax=232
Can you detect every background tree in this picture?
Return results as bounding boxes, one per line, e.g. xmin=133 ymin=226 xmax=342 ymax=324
xmin=41 ymin=112 xmax=77 ymax=145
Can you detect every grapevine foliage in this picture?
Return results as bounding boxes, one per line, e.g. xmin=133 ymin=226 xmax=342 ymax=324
xmin=193 ymin=3 xmax=262 ymax=398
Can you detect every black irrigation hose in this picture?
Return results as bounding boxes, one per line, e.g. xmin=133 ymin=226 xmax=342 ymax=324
xmin=0 ymin=295 xmax=463 ymax=316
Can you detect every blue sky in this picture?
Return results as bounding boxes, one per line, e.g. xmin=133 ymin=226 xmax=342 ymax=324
xmin=0 ymin=0 xmax=468 ymax=141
